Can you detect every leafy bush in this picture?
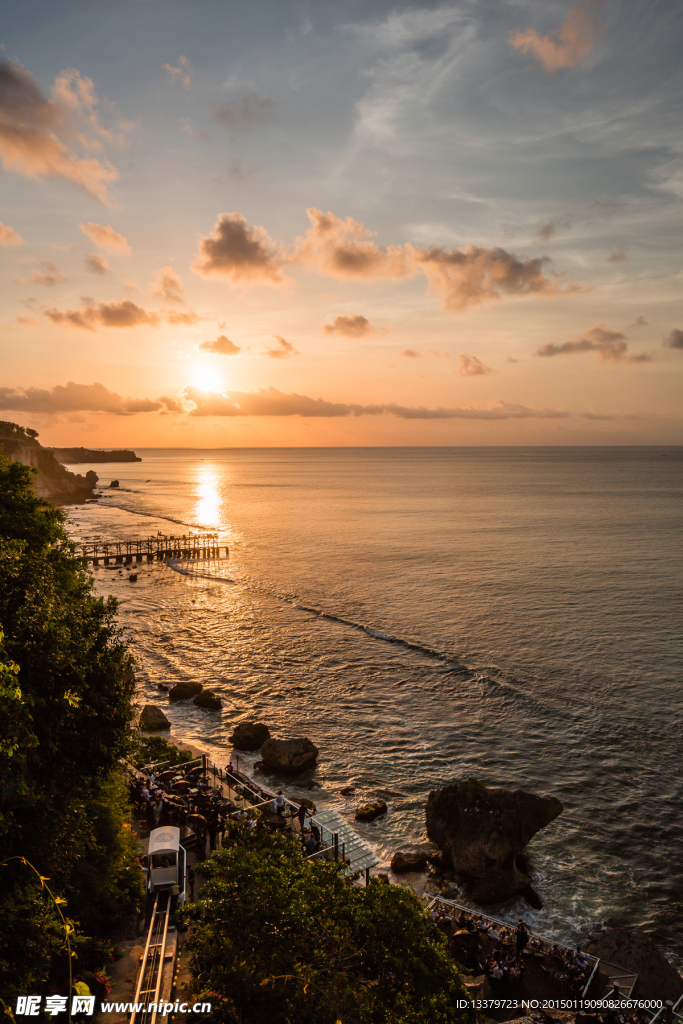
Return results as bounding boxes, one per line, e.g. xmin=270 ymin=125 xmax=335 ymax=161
xmin=128 ymin=732 xmax=193 ymax=770
xmin=180 ymin=822 xmax=476 ymax=1024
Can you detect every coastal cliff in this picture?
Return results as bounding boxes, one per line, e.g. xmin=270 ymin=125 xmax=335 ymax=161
xmin=0 ymin=421 xmax=98 ymax=505
xmin=49 ymin=446 xmax=141 ymax=464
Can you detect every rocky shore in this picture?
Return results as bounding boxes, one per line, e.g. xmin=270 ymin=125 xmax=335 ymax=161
xmin=0 ymin=421 xmax=98 ymax=505
xmin=49 ymin=446 xmax=141 ymax=464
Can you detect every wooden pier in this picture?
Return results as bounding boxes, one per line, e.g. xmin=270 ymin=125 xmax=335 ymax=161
xmin=79 ymin=533 xmax=228 ymax=566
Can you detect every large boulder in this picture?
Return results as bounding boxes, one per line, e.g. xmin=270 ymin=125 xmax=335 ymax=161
xmin=425 ymin=777 xmax=563 ymax=904
xmin=193 ymin=689 xmax=222 ymax=710
xmin=168 ymin=681 xmax=203 ymax=702
xmin=139 ymin=705 xmax=170 ymax=731
xmin=584 ymin=927 xmax=683 ymax=1002
xmin=230 ymin=722 xmax=271 ymax=750
xmin=260 ymin=737 xmax=319 ymax=774
xmin=391 ymin=850 xmax=430 ymax=874
xmin=355 ymin=800 xmax=388 ymax=823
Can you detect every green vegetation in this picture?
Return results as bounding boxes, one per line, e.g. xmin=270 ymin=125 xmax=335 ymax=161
xmin=0 ymin=456 xmax=143 ymax=1002
xmin=129 ymin=733 xmax=193 ymax=771
xmin=180 ymin=822 xmax=476 ymax=1024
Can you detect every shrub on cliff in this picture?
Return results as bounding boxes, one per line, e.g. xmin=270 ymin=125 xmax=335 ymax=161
xmin=180 ymin=822 xmax=475 ymax=1024
xmin=0 ymin=457 xmax=142 ymax=1001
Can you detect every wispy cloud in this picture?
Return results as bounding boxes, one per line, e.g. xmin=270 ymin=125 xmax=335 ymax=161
xmin=151 ymin=266 xmax=184 ymax=303
xmin=215 ymin=90 xmax=274 ymax=129
xmin=199 ymin=334 xmax=241 ymax=355
xmin=509 ymin=3 xmax=599 ymax=72
xmin=85 ymin=253 xmax=109 ymax=274
xmin=0 ymin=221 xmax=24 ymax=246
xmin=608 ymin=249 xmax=628 ymax=263
xmin=459 ymin=354 xmax=492 ymax=376
xmin=0 ymin=58 xmax=122 ymax=203
xmin=17 ymin=260 xmax=64 ymax=286
xmin=79 ymin=222 xmax=130 ymax=252
xmin=265 ymin=336 xmax=299 ymax=359
xmin=163 ymin=56 xmax=193 ymax=90
xmin=401 ymin=348 xmax=421 ymax=359
xmin=43 ymin=298 xmax=201 ymax=330
xmin=537 ymin=323 xmax=652 ymax=363
xmin=323 ymin=314 xmax=376 ymax=337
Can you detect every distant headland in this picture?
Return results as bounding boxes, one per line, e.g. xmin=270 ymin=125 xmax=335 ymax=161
xmin=49 ymin=446 xmax=142 ymax=464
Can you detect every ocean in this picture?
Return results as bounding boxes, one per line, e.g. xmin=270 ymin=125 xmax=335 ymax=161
xmin=64 ymin=446 xmax=683 ymax=955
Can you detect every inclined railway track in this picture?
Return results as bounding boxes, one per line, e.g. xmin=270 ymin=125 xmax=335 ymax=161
xmin=130 ymin=891 xmax=171 ymax=1024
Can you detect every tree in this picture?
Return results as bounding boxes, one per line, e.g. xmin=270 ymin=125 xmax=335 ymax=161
xmin=0 ymin=456 xmax=142 ymax=1001
xmin=181 ymin=822 xmax=476 ymax=1024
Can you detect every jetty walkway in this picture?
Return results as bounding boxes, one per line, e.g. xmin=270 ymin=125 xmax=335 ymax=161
xmin=78 ymin=533 xmax=227 ymax=566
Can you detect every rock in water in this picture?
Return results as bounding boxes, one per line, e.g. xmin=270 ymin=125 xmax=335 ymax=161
xmin=391 ymin=850 xmax=430 ymax=874
xmin=585 ymin=927 xmax=683 ymax=1002
xmin=260 ymin=737 xmax=319 ymax=773
xmin=168 ymin=680 xmax=203 ymax=701
xmin=355 ymin=800 xmax=388 ymax=823
xmin=193 ymin=689 xmax=222 ymax=710
xmin=425 ymin=777 xmax=563 ymax=904
xmin=110 ymin=479 xmax=119 ymax=488
xmin=128 ymin=574 xmax=137 ymax=582
xmin=140 ymin=705 xmax=170 ymax=731
xmin=229 ymin=721 xmax=271 ymax=750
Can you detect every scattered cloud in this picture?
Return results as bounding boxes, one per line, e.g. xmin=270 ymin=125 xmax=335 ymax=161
xmin=16 ymin=315 xmax=37 ymax=326
xmin=192 ymin=212 xmax=284 ymax=284
xmin=630 ymin=314 xmax=647 ymax=328
xmin=85 ymin=253 xmax=109 ymax=274
xmin=0 ymin=58 xmax=120 ymax=202
xmin=199 ymin=334 xmax=241 ymax=355
xmin=0 ymin=221 xmax=24 ymax=246
xmin=163 ymin=56 xmax=193 ymax=91
xmin=215 ymin=90 xmax=274 ymax=129
xmin=663 ymin=329 xmax=683 ymax=350
xmin=151 ymin=265 xmax=184 ymax=303
xmin=79 ymin=222 xmax=130 ymax=252
xmin=533 ymin=213 xmax=573 ymax=243
xmin=44 ymin=298 xmax=159 ymax=330
xmin=608 ymin=249 xmax=628 ymax=263
xmin=164 ymin=308 xmax=203 ymax=326
xmin=459 ymin=354 xmax=493 ymax=376
xmin=294 ymin=208 xmax=415 ymax=280
xmin=17 ymin=260 xmax=64 ymax=286
xmin=401 ymin=348 xmax=422 ymax=358
xmin=537 ymin=323 xmax=652 ymax=363
xmin=323 ymin=314 xmax=376 ymax=338
xmin=265 ymin=336 xmax=299 ymax=359
xmin=185 ymin=386 xmax=572 ymax=421
xmin=0 ymin=380 xmax=163 ymax=415
xmin=416 ymin=244 xmax=566 ymax=312
xmin=509 ymin=3 xmax=599 ymax=72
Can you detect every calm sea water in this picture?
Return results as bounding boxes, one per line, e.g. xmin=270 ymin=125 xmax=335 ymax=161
xmin=64 ymin=447 xmax=683 ymax=955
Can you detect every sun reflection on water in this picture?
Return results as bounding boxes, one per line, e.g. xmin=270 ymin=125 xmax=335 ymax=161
xmin=195 ymin=465 xmax=222 ymax=528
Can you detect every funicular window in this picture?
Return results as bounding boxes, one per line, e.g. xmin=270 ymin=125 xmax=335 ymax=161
xmin=151 ymin=852 xmax=177 ymax=869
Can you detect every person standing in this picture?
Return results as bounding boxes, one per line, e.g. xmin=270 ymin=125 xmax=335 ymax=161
xmin=275 ymin=790 xmax=285 ymax=814
xmin=297 ymin=802 xmax=308 ymax=834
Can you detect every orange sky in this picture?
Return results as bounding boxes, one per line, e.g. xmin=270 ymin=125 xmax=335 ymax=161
xmin=1 ymin=0 xmax=682 ymax=446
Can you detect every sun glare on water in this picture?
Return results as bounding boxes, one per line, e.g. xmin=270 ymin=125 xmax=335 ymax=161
xmin=195 ymin=465 xmax=222 ymax=528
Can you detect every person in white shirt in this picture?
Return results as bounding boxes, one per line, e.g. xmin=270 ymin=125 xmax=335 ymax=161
xmin=275 ymin=790 xmax=285 ymax=813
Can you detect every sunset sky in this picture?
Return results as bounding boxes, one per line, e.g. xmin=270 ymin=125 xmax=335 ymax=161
xmin=1 ymin=0 xmax=682 ymax=447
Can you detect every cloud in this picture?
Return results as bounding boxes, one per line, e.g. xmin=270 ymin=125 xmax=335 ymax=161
xmin=323 ymin=314 xmax=376 ymax=338
xmin=0 ymin=381 xmax=163 ymax=416
xmin=79 ymin=222 xmax=130 ymax=252
xmin=459 ymin=354 xmax=493 ymax=376
xmin=265 ymin=336 xmax=299 ymax=359
xmin=0 ymin=58 xmax=119 ymax=202
xmin=151 ymin=265 xmax=183 ymax=303
xmin=215 ymin=90 xmax=274 ymax=129
xmin=509 ymin=3 xmax=599 ymax=72
xmin=85 ymin=253 xmax=109 ymax=274
xmin=608 ymin=248 xmax=628 ymax=262
xmin=185 ymin=386 xmax=571 ymax=421
xmin=537 ymin=323 xmax=652 ymax=363
xmin=16 ymin=316 xmax=37 ymax=326
xmin=17 ymin=260 xmax=64 ymax=286
xmin=401 ymin=348 xmax=422 ymax=359
xmin=416 ymin=244 xmax=563 ymax=312
xmin=0 ymin=221 xmax=24 ymax=246
xmin=192 ymin=212 xmax=284 ymax=284
xmin=294 ymin=208 xmax=415 ymax=280
xmin=533 ymin=213 xmax=573 ymax=243
xmin=44 ymin=298 xmax=160 ymax=330
xmin=631 ymin=314 xmax=647 ymax=327
xmin=163 ymin=56 xmax=193 ymax=91
xmin=199 ymin=334 xmax=241 ymax=355
xmin=43 ymin=298 xmax=202 ymax=330
xmin=663 ymin=329 xmax=683 ymax=350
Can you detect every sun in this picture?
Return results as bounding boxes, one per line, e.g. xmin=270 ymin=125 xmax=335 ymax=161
xmin=190 ymin=365 xmax=221 ymax=392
